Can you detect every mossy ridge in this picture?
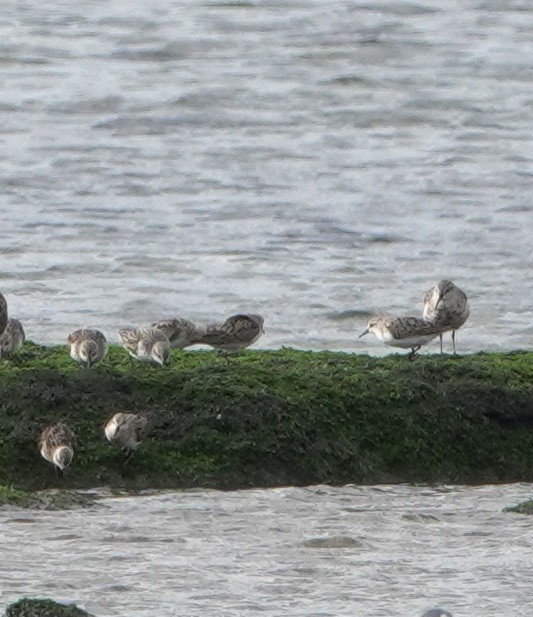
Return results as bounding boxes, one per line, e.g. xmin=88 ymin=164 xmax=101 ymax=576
xmin=5 ymin=598 xmax=92 ymax=617
xmin=504 ymin=499 xmax=533 ymax=515
xmin=0 ymin=343 xmax=532 ymax=490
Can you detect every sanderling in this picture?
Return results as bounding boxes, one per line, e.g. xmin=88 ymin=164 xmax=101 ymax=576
xmin=0 ymin=292 xmax=7 ymax=336
xmin=118 ymin=327 xmax=171 ymax=366
xmin=423 ymin=279 xmax=470 ymax=354
xmin=151 ymin=317 xmax=199 ymax=349
xmin=104 ymin=412 xmax=149 ymax=454
xmin=67 ymin=329 xmax=108 ymax=368
xmin=422 ymin=610 xmax=453 ymax=617
xmin=39 ymin=423 xmax=75 ymax=473
xmin=0 ymin=318 xmax=25 ymax=359
xmin=359 ymin=315 xmax=444 ymax=359
xmin=193 ymin=313 xmax=265 ymax=352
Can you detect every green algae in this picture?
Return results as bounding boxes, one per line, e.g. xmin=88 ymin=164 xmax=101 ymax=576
xmin=0 ymin=485 xmax=24 ymax=502
xmin=0 ymin=485 xmax=96 ymax=510
xmin=5 ymin=598 xmax=92 ymax=617
xmin=0 ymin=342 xmax=532 ymax=490
xmin=504 ymin=499 xmax=533 ymax=515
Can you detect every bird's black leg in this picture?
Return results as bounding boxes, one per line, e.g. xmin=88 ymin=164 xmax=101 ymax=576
xmin=122 ymin=448 xmax=135 ymax=466
xmin=452 ymin=330 xmax=457 ymax=355
xmin=439 ymin=333 xmax=443 ymax=354
xmin=408 ymin=345 xmax=421 ymax=361
xmin=216 ymin=350 xmax=231 ymax=365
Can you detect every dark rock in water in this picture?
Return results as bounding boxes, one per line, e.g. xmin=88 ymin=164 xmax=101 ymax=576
xmin=422 ymin=610 xmax=453 ymax=617
xmin=5 ymin=598 xmax=94 ymax=617
xmin=302 ymin=535 xmax=363 ymax=549
xmin=504 ymin=499 xmax=533 ymax=515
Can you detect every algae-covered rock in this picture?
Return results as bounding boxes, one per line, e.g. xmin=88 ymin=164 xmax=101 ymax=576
xmin=504 ymin=499 xmax=533 ymax=515
xmin=0 ymin=343 xmax=532 ymax=489
xmin=5 ymin=598 xmax=93 ymax=617
xmin=0 ymin=486 xmax=97 ymax=510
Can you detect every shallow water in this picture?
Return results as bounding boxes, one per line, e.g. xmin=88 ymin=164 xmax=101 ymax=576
xmin=0 ymin=0 xmax=532 ymax=354
xmin=0 ymin=484 xmax=531 ymax=616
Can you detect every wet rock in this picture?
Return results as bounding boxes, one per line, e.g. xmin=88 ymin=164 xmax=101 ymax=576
xmin=0 ymin=487 xmax=98 ymax=511
xmin=5 ymin=598 xmax=93 ymax=617
xmin=504 ymin=499 xmax=533 ymax=515
xmin=302 ymin=536 xmax=363 ymax=549
xmin=402 ymin=513 xmax=440 ymax=522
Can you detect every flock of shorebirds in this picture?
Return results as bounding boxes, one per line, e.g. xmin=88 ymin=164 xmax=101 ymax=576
xmin=0 ymin=279 xmax=468 ymax=477
xmin=64 ymin=313 xmax=265 ymax=369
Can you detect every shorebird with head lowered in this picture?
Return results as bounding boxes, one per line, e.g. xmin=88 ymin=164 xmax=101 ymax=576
xmin=359 ymin=315 xmax=445 ymax=359
xmin=423 ymin=279 xmax=470 ymax=354
xmin=151 ymin=317 xmax=199 ymax=349
xmin=39 ymin=423 xmax=75 ymax=474
xmin=0 ymin=318 xmax=25 ymax=359
xmin=192 ymin=314 xmax=265 ymax=353
xmin=104 ymin=412 xmax=149 ymax=456
xmin=0 ymin=291 xmax=8 ymax=337
xmin=67 ymin=329 xmax=108 ymax=368
xmin=119 ymin=327 xmax=171 ymax=366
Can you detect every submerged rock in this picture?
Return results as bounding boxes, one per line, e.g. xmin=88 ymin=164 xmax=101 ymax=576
xmin=504 ymin=499 xmax=533 ymax=515
xmin=5 ymin=598 xmax=93 ymax=617
xmin=302 ymin=535 xmax=364 ymax=549
xmin=0 ymin=487 xmax=97 ymax=511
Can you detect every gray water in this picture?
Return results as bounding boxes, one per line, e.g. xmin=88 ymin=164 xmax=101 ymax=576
xmin=0 ymin=484 xmax=531 ymax=616
xmin=0 ymin=0 xmax=531 ymax=354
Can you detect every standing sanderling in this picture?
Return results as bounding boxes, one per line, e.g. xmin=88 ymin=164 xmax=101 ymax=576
xmin=118 ymin=327 xmax=171 ymax=366
xmin=0 ymin=318 xmax=25 ymax=359
xmin=193 ymin=314 xmax=265 ymax=353
xmin=423 ymin=279 xmax=470 ymax=354
xmin=422 ymin=610 xmax=453 ymax=617
xmin=0 ymin=292 xmax=7 ymax=336
xmin=359 ymin=315 xmax=444 ymax=359
xmin=104 ymin=412 xmax=149 ymax=455
xmin=39 ymin=423 xmax=75 ymax=473
xmin=151 ymin=317 xmax=199 ymax=349
xmin=67 ymin=329 xmax=108 ymax=368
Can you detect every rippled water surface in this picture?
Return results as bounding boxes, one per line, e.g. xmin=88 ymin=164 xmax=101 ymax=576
xmin=0 ymin=484 xmax=531 ymax=616
xmin=0 ymin=0 xmax=532 ymax=353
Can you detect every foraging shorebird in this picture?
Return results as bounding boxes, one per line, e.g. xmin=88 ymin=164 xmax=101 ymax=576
xmin=151 ymin=317 xmax=199 ymax=349
xmin=423 ymin=279 xmax=470 ymax=354
xmin=192 ymin=314 xmax=265 ymax=352
xmin=359 ymin=315 xmax=444 ymax=359
xmin=67 ymin=329 xmax=108 ymax=368
xmin=0 ymin=318 xmax=25 ymax=359
xmin=39 ymin=423 xmax=75 ymax=473
xmin=0 ymin=292 xmax=7 ymax=337
xmin=118 ymin=327 xmax=171 ymax=366
xmin=104 ymin=412 xmax=149 ymax=454
xmin=422 ymin=610 xmax=452 ymax=617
